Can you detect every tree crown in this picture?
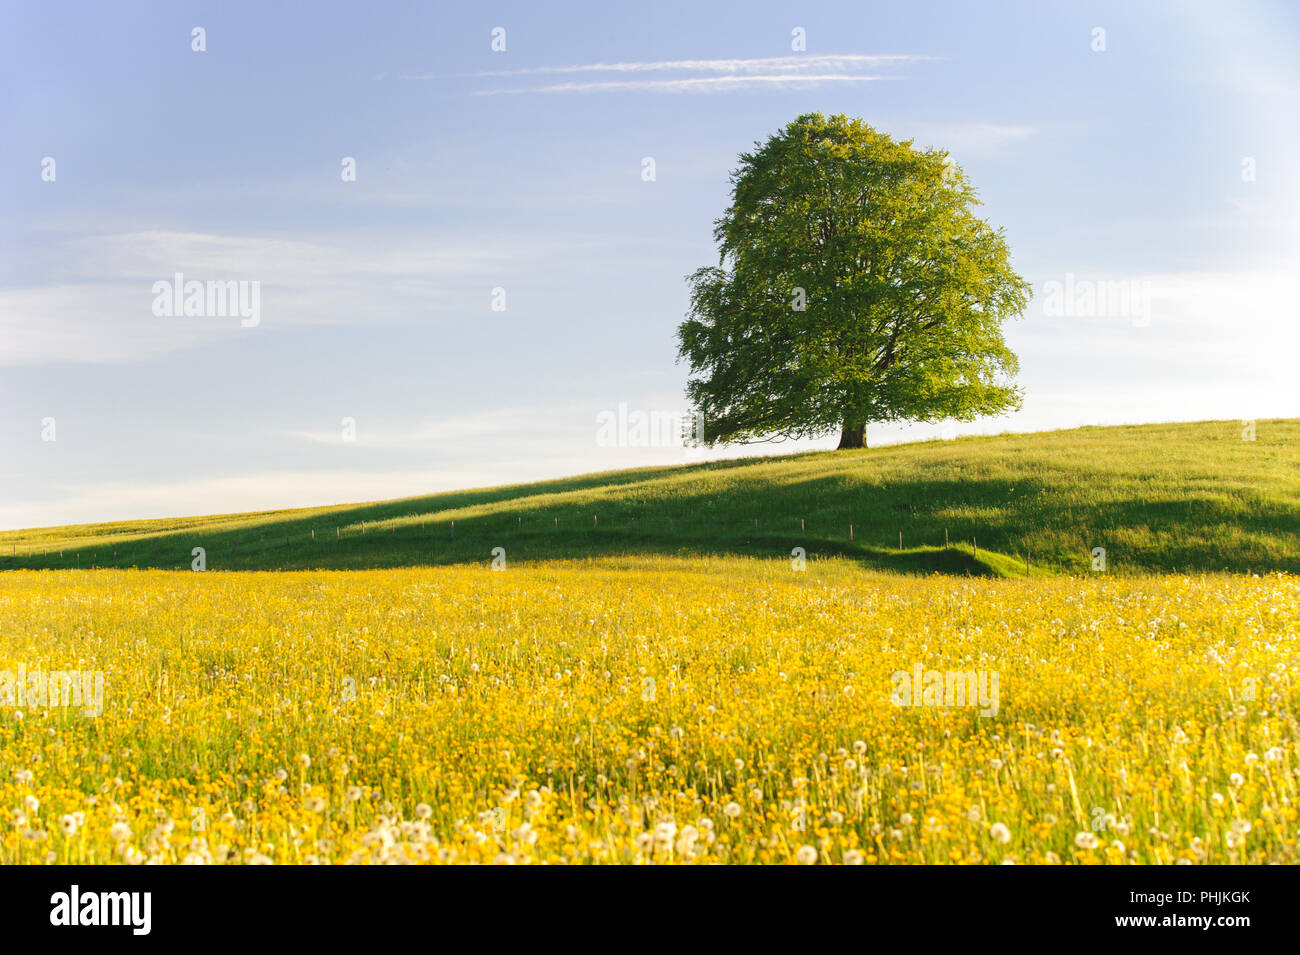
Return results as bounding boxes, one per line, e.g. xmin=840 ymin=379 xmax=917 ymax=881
xmin=677 ymin=112 xmax=1030 ymax=447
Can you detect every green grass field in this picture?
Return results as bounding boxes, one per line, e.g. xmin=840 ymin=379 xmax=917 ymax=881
xmin=2 ymin=418 xmax=1296 ymax=577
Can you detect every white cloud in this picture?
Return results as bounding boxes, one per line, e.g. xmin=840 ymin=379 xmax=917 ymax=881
xmin=474 ymin=74 xmax=892 ymax=96
xmin=411 ymin=53 xmax=928 ymax=80
xmin=0 ymin=284 xmax=229 ymax=365
xmin=0 ymin=229 xmax=577 ymax=366
xmin=60 ymin=230 xmax=512 ymax=285
xmin=1028 ymin=268 xmax=1300 ymax=334
xmin=899 ymin=122 xmax=1036 ymax=158
xmin=421 ymin=52 xmax=927 ymax=95
xmin=281 ymin=405 xmax=592 ymax=450
xmin=0 ymin=470 xmax=494 ymax=530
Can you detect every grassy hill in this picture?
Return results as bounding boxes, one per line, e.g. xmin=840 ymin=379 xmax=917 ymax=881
xmin=1 ymin=418 xmax=1296 ymax=577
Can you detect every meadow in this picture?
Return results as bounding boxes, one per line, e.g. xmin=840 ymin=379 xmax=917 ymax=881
xmin=2 ymin=418 xmax=1297 ymax=577
xmin=2 ymin=558 xmax=1296 ymax=865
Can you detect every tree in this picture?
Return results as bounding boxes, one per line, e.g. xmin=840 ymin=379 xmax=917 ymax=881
xmin=676 ymin=113 xmax=1030 ymax=449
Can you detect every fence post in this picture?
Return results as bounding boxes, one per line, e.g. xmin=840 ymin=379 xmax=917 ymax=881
xmin=450 ymin=521 xmax=455 ymax=538
xmin=669 ymin=518 xmax=674 ymax=534
xmin=850 ymin=524 xmax=853 ymax=541
xmin=973 ymin=536 xmax=978 ymax=558
xmin=945 ymin=528 xmax=949 ymax=550
xmin=899 ymin=531 xmax=903 ymax=551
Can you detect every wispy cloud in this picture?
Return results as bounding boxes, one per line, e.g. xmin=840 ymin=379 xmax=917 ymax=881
xmin=900 ymin=122 xmax=1036 ymax=158
xmin=0 ymin=470 xmax=502 ymax=530
xmin=475 ymin=74 xmax=892 ymax=96
xmin=0 ymin=230 xmax=547 ymax=366
xmin=280 ymin=405 xmax=589 ymax=450
xmin=405 ymin=53 xmax=928 ymax=95
xmin=411 ymin=53 xmax=928 ymax=79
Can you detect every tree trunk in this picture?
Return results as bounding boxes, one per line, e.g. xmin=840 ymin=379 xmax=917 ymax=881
xmin=837 ymin=423 xmax=866 ymax=449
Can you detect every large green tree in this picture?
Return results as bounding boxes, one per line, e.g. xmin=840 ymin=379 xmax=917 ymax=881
xmin=677 ymin=113 xmax=1030 ymax=449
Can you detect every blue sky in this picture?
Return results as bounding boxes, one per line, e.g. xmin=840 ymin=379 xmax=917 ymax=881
xmin=2 ymin=0 xmax=1298 ymax=528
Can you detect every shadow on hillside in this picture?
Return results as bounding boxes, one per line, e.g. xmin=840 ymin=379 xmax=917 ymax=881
xmin=3 ymin=459 xmax=1296 ymax=576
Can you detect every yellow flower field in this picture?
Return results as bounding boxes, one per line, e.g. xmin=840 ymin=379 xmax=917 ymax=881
xmin=1 ymin=558 xmax=1296 ymax=864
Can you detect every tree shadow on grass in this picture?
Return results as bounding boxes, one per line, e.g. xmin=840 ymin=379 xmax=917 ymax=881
xmin=3 ymin=468 xmax=1295 ymax=577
